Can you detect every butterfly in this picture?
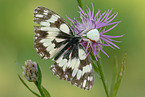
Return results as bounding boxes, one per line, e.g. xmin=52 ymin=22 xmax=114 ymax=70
xmin=34 ymin=6 xmax=94 ymax=90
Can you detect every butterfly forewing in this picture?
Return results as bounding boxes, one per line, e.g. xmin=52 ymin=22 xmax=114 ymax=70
xmin=34 ymin=6 xmax=73 ymax=59
xmin=34 ymin=6 xmax=94 ymax=90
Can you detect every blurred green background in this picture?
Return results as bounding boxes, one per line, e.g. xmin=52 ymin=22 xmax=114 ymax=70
xmin=0 ymin=0 xmax=145 ymax=97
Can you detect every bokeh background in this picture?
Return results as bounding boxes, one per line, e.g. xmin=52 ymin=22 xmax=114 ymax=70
xmin=0 ymin=0 xmax=145 ymax=97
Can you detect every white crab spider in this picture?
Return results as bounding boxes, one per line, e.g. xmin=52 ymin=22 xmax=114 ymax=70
xmin=81 ymin=29 xmax=100 ymax=51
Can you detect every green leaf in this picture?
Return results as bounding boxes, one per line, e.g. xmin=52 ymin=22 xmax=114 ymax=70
xmin=34 ymin=64 xmax=51 ymax=97
xmin=91 ymin=57 xmax=101 ymax=78
xmin=90 ymin=53 xmax=101 ymax=78
xmin=18 ymin=74 xmax=41 ymax=97
xmin=112 ymin=52 xmax=127 ymax=97
xmin=110 ymin=55 xmax=119 ymax=97
xmin=42 ymin=86 xmax=51 ymax=97
xmin=37 ymin=64 xmax=42 ymax=86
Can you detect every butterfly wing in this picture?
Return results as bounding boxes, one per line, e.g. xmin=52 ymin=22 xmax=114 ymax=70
xmin=34 ymin=6 xmax=73 ymax=59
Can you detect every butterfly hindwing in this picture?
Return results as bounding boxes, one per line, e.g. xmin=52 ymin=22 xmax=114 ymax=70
xmin=34 ymin=6 xmax=73 ymax=59
xmin=50 ymin=42 xmax=94 ymax=90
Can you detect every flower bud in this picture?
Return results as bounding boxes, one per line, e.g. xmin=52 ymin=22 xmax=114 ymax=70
xmin=23 ymin=60 xmax=39 ymax=82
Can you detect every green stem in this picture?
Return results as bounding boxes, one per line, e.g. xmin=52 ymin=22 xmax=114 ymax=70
xmin=18 ymin=75 xmax=41 ymax=97
xmin=76 ymin=0 xmax=83 ymax=9
xmin=97 ymin=60 xmax=110 ymax=97
xmin=90 ymin=54 xmax=109 ymax=97
xmin=35 ymin=82 xmax=45 ymax=97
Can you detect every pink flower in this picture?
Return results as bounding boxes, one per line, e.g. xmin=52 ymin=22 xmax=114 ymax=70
xmin=67 ymin=3 xmax=123 ymax=60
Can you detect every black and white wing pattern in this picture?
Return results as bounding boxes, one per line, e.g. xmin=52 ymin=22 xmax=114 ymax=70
xmin=34 ymin=6 xmax=94 ymax=90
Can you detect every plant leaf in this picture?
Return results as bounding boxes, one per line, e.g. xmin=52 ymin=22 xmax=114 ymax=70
xmin=110 ymin=55 xmax=118 ymax=97
xmin=37 ymin=64 xmax=42 ymax=86
xmin=90 ymin=54 xmax=101 ymax=78
xmin=91 ymin=58 xmax=101 ymax=78
xmin=18 ymin=74 xmax=41 ymax=97
xmin=42 ymin=86 xmax=51 ymax=97
xmin=112 ymin=52 xmax=127 ymax=97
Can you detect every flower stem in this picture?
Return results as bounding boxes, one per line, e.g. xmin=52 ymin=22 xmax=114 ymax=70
xmin=76 ymin=0 xmax=83 ymax=9
xmin=18 ymin=75 xmax=41 ymax=97
xmin=97 ymin=60 xmax=109 ymax=97
xmin=35 ymin=82 xmax=45 ymax=97
xmin=90 ymin=53 xmax=109 ymax=97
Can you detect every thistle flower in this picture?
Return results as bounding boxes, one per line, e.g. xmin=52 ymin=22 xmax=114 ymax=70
xmin=67 ymin=3 xmax=123 ymax=60
xmin=23 ymin=60 xmax=39 ymax=82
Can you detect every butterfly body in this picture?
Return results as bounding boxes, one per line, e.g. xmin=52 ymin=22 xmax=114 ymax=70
xmin=54 ymin=36 xmax=81 ymax=60
xmin=34 ymin=6 xmax=94 ymax=90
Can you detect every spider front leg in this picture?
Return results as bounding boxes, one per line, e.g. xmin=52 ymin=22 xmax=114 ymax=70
xmin=82 ymin=38 xmax=93 ymax=52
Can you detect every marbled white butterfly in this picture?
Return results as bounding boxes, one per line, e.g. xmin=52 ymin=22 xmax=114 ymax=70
xmin=34 ymin=6 xmax=94 ymax=90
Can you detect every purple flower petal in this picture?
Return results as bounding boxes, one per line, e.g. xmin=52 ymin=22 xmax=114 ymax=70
xmin=105 ymin=9 xmax=113 ymax=21
xmin=100 ymin=10 xmax=110 ymax=23
xmin=91 ymin=3 xmax=94 ymax=19
xmin=97 ymin=44 xmax=109 ymax=57
xmin=101 ymin=38 xmax=120 ymax=49
xmin=96 ymin=11 xmax=106 ymax=25
xmin=103 ymin=23 xmax=119 ymax=33
xmin=106 ymin=13 xmax=118 ymax=24
xmin=94 ymin=10 xmax=100 ymax=20
xmin=103 ymin=37 xmax=122 ymax=43
xmin=97 ymin=42 xmax=109 ymax=46
xmin=102 ymin=34 xmax=124 ymax=38
xmin=78 ymin=6 xmax=86 ymax=16
xmin=67 ymin=16 xmax=74 ymax=23
xmin=93 ymin=44 xmax=98 ymax=61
